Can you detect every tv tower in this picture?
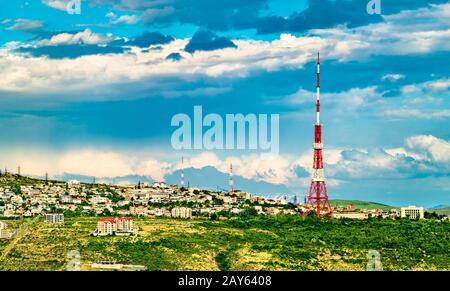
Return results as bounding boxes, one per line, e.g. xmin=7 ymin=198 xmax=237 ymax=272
xmin=229 ymin=163 xmax=234 ymax=192
xmin=305 ymin=52 xmax=333 ymax=217
xmin=181 ymin=156 xmax=185 ymax=188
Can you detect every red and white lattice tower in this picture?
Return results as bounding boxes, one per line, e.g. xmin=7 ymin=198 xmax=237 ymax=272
xmin=181 ymin=156 xmax=185 ymax=188
xmin=229 ymin=163 xmax=234 ymax=193
xmin=306 ymin=52 xmax=333 ymax=217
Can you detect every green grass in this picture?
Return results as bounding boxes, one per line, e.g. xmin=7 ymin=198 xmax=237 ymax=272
xmin=330 ymin=199 xmax=397 ymax=211
xmin=0 ymin=216 xmax=448 ymax=271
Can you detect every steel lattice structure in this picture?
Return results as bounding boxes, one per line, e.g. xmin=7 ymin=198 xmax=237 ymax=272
xmin=306 ymin=52 xmax=333 ymax=217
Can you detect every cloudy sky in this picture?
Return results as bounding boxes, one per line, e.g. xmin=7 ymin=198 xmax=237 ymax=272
xmin=0 ymin=0 xmax=449 ymax=207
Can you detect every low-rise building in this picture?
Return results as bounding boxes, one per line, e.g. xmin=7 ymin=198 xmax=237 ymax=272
xmin=0 ymin=228 xmax=12 ymax=239
xmin=333 ymin=212 xmax=369 ymax=219
xmin=45 ymin=213 xmax=64 ymax=224
xmin=171 ymin=206 xmax=192 ymax=219
xmin=130 ymin=205 xmax=148 ymax=216
xmin=0 ymin=222 xmax=12 ymax=239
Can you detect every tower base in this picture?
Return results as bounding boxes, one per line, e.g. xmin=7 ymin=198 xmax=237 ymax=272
xmin=306 ymin=181 xmax=333 ymax=217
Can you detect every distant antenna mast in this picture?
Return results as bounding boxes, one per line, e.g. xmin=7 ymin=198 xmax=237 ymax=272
xmin=181 ymin=156 xmax=185 ymax=188
xmin=45 ymin=172 xmax=48 ymax=182
xmin=93 ymin=176 xmax=96 ymax=184
xmin=229 ymin=163 xmax=234 ymax=192
xmin=17 ymin=165 xmax=21 ymax=176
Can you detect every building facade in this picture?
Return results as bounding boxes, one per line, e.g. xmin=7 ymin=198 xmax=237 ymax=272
xmin=401 ymin=206 xmax=424 ymax=219
xmin=45 ymin=213 xmax=64 ymax=224
xmin=95 ymin=217 xmax=134 ymax=236
xmin=171 ymin=207 xmax=192 ymax=219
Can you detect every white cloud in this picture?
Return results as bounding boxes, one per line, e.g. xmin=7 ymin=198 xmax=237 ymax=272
xmin=105 ymin=12 xmax=116 ymax=19
xmin=58 ymin=149 xmax=134 ymax=177
xmin=0 ymin=134 xmax=447 ymax=188
xmin=383 ymin=108 xmax=450 ymax=120
xmin=381 ymin=74 xmax=404 ymax=82
xmin=42 ymin=0 xmax=70 ymax=11
xmin=38 ymin=28 xmax=114 ymax=46
xmin=406 ymin=135 xmax=450 ymax=163
xmin=283 ymin=86 xmax=385 ymax=118
xmin=111 ymin=15 xmax=140 ymax=25
xmin=0 ymin=2 xmax=449 ymax=96
xmin=6 ymin=19 xmax=44 ymax=31
xmin=423 ymin=78 xmax=450 ymax=91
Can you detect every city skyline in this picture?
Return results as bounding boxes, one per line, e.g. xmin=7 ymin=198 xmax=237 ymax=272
xmin=0 ymin=0 xmax=449 ymax=207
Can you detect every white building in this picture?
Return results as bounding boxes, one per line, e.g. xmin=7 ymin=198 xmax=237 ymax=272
xmin=401 ymin=206 xmax=424 ymax=219
xmin=67 ymin=180 xmax=81 ymax=188
xmin=45 ymin=213 xmax=65 ymax=224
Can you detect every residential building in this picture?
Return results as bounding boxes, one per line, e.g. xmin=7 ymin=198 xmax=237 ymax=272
xmin=171 ymin=206 xmax=192 ymax=219
xmin=130 ymin=205 xmax=148 ymax=216
xmin=0 ymin=229 xmax=12 ymax=239
xmin=95 ymin=217 xmax=134 ymax=236
xmin=0 ymin=222 xmax=11 ymax=239
xmin=401 ymin=206 xmax=424 ymax=219
xmin=45 ymin=213 xmax=64 ymax=224
xmin=67 ymin=180 xmax=81 ymax=188
xmin=333 ymin=212 xmax=369 ymax=219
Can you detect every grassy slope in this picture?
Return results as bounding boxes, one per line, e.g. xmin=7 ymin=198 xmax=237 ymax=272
xmin=329 ymin=199 xmax=397 ymax=211
xmin=0 ymin=216 xmax=448 ymax=271
xmin=428 ymin=207 xmax=450 ymax=216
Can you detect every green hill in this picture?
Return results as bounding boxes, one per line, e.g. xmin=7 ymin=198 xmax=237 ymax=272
xmin=428 ymin=207 xmax=450 ymax=216
xmin=330 ymin=199 xmax=397 ymax=211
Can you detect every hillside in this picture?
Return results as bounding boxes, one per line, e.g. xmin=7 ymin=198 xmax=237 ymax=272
xmin=0 ymin=216 xmax=448 ymax=271
xmin=428 ymin=207 xmax=450 ymax=216
xmin=329 ymin=199 xmax=397 ymax=211
xmin=0 ymin=174 xmax=47 ymax=186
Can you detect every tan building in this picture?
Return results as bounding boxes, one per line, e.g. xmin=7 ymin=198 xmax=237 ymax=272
xmin=401 ymin=206 xmax=424 ymax=219
xmin=171 ymin=207 xmax=192 ymax=219
xmin=0 ymin=221 xmax=7 ymax=230
xmin=0 ymin=222 xmax=12 ymax=239
xmin=130 ymin=206 xmax=148 ymax=216
xmin=333 ymin=212 xmax=369 ymax=219
xmin=0 ymin=229 xmax=12 ymax=239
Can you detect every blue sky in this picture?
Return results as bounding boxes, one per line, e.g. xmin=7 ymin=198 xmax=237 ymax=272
xmin=0 ymin=0 xmax=449 ymax=207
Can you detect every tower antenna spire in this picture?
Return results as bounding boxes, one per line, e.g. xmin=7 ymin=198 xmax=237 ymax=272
xmin=181 ymin=156 xmax=185 ymax=188
xmin=305 ymin=51 xmax=333 ymax=217
xmin=229 ymin=163 xmax=234 ymax=193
